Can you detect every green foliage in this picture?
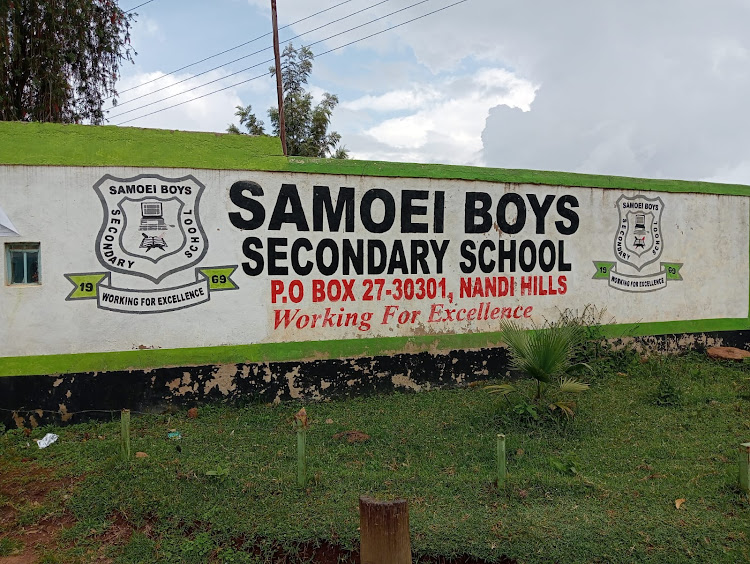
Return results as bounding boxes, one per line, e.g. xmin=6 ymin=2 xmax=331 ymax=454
xmin=510 ymin=397 xmax=540 ymax=423
xmin=486 ymin=317 xmax=591 ymax=420
xmin=227 ymin=105 xmax=265 ymax=136
xmin=735 ymin=362 xmax=750 ymax=399
xmin=549 ymin=456 xmax=579 ymax=476
xmin=227 ymin=44 xmax=348 ymax=158
xmin=217 ymin=546 xmax=260 ymax=563
xmin=116 ymin=532 xmax=156 ymax=563
xmin=736 ymin=377 xmax=750 ymax=399
xmin=38 ymin=554 xmax=65 ymax=564
xmin=205 ymin=464 xmax=230 ymax=477
xmin=499 ymin=319 xmax=587 ymax=386
xmin=637 ymin=355 xmax=683 ymax=407
xmin=158 ymin=532 xmax=215 ymax=564
xmin=0 ymin=537 xmax=23 ymax=556
xmin=0 ymin=0 xmax=135 ymax=123
xmin=655 ymin=374 xmax=682 ymax=406
xmin=560 ymin=305 xmax=639 ymax=375
xmin=2 ymin=355 xmax=750 ymax=563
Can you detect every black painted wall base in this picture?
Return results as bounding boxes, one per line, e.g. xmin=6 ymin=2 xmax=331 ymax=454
xmin=1 ymin=347 xmax=510 ymax=430
xmin=1 ymin=331 xmax=746 ymax=430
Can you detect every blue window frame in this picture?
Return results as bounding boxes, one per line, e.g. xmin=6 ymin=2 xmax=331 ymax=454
xmin=5 ymin=243 xmax=40 ymax=285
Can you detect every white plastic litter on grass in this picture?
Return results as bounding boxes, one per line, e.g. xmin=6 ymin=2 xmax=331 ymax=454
xmin=36 ymin=433 xmax=59 ymax=449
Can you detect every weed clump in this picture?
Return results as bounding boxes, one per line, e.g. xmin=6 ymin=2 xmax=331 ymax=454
xmin=654 ymin=374 xmax=682 ymax=406
xmin=560 ymin=305 xmax=639 ymax=376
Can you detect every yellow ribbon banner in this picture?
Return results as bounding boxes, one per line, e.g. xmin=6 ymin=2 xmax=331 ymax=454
xmin=65 ymin=266 xmax=238 ymax=313
xmin=592 ymin=262 xmax=683 ymax=293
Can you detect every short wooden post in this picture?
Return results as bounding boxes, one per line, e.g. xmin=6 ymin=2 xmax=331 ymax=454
xmin=297 ymin=423 xmax=307 ymax=487
xmin=120 ymin=409 xmax=131 ymax=461
xmin=740 ymin=442 xmax=750 ymax=494
xmin=295 ymin=408 xmax=308 ymax=487
xmin=359 ymin=496 xmax=411 ymax=564
xmin=496 ymin=434 xmax=506 ymax=489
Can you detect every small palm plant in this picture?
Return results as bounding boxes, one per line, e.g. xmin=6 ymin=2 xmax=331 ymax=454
xmin=486 ymin=319 xmax=591 ymax=418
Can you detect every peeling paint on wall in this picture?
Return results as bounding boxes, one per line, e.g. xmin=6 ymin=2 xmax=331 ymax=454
xmin=1 ymin=331 xmax=745 ymax=430
xmin=206 ymin=364 xmax=238 ymax=395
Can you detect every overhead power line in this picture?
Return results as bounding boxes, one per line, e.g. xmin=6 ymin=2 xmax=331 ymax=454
xmin=123 ymin=0 xmax=155 ymax=13
xmin=110 ymin=59 xmax=274 ymax=119
xmin=114 ymin=0 xmax=359 ymax=98
xmin=114 ymin=0 xmax=470 ymax=126
xmin=109 ymin=0 xmax=434 ymax=120
xmin=111 ymin=0 xmax=393 ymax=110
xmin=115 ymin=72 xmax=269 ymax=125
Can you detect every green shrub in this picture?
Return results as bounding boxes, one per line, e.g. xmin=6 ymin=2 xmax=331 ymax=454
xmin=486 ymin=318 xmax=591 ymax=422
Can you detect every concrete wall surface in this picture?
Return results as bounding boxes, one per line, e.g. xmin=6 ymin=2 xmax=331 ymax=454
xmin=1 ymin=122 xmax=749 ymax=425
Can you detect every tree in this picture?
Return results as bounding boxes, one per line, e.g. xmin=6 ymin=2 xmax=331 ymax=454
xmin=0 ymin=0 xmax=135 ymax=124
xmin=227 ymin=44 xmax=348 ymax=159
xmin=227 ymin=104 xmax=265 ymax=136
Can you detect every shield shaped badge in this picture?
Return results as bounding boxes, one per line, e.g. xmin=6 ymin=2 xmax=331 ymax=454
xmin=614 ymin=195 xmax=664 ymax=271
xmin=93 ymin=174 xmax=208 ymax=283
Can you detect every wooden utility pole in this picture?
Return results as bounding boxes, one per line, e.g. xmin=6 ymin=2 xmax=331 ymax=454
xmin=359 ymin=496 xmax=412 ymax=564
xmin=271 ymin=0 xmax=287 ymax=156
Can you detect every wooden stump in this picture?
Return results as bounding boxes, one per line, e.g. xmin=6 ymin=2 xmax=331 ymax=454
xmin=707 ymin=346 xmax=750 ymax=361
xmin=359 ymin=496 xmax=412 ymax=564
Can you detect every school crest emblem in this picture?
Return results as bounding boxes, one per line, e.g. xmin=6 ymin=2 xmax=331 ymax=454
xmin=65 ymin=173 xmax=237 ymax=313
xmin=613 ymin=194 xmax=663 ymax=271
xmin=593 ymin=193 xmax=682 ymax=293
xmin=93 ymin=174 xmax=208 ymax=283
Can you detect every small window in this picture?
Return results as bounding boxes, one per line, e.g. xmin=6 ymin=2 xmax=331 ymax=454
xmin=5 ymin=243 xmax=40 ymax=285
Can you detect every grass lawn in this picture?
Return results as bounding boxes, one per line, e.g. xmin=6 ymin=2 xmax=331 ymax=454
xmin=1 ymin=352 xmax=749 ymax=563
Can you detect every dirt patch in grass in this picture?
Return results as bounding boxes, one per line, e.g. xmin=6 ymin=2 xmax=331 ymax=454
xmin=0 ymin=460 xmax=59 ymax=507
xmin=94 ymin=511 xmax=140 ymax=548
xmin=0 ymin=463 xmax=508 ymax=564
xmin=0 ymin=461 xmax=77 ymax=564
xmin=0 ymin=516 xmax=76 ymax=564
xmin=236 ymin=538 xmax=510 ymax=563
xmin=332 ymin=430 xmax=371 ymax=443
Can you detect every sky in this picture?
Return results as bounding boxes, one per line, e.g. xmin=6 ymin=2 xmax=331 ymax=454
xmin=110 ymin=0 xmax=750 ymax=184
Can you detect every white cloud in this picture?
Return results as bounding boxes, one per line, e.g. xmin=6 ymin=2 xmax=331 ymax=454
xmin=381 ymin=0 xmax=750 ymax=181
xmin=711 ymin=38 xmax=748 ymax=77
xmin=108 ymin=69 xmax=266 ymax=133
xmin=702 ymin=161 xmax=750 ymax=185
xmin=367 ymin=114 xmax=432 ymax=149
xmin=345 ymin=68 xmax=537 ymax=165
xmin=139 ymin=17 xmax=160 ymax=38
xmin=126 ymin=0 xmax=750 ymax=183
xmin=343 ymin=87 xmax=442 ymax=112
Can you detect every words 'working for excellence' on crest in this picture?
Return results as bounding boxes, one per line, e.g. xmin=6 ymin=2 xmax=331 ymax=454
xmin=66 ymin=174 xmax=238 ymax=314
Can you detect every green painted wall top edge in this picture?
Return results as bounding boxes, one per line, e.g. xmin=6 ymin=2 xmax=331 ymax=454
xmin=0 ymin=122 xmax=287 ymax=169
xmin=285 ymin=158 xmax=750 ymax=196
xmin=1 ymin=317 xmax=746 ymax=377
xmin=2 ymin=122 xmax=750 ymax=196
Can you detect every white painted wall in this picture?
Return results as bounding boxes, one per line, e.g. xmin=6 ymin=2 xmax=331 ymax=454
xmin=0 ymin=165 xmax=747 ymax=358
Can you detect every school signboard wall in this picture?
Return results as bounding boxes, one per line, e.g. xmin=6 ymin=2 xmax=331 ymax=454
xmin=1 ymin=123 xmax=749 ymax=426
